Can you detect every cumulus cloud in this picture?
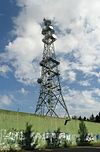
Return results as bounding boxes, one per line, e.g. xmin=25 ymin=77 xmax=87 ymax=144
xmin=19 ymin=87 xmax=29 ymax=95
xmin=79 ymin=80 xmax=91 ymax=86
xmin=0 ymin=0 xmax=100 ymax=85
xmin=0 ymin=65 xmax=11 ymax=77
xmin=0 ymin=95 xmax=13 ymax=108
xmin=98 ymin=79 xmax=100 ymax=83
xmin=59 ymin=58 xmax=76 ymax=82
xmin=65 ymin=71 xmax=76 ymax=82
xmin=1 ymin=37 xmax=41 ymax=84
xmin=64 ymin=89 xmax=100 ymax=117
xmin=0 ymin=0 xmax=100 ymax=116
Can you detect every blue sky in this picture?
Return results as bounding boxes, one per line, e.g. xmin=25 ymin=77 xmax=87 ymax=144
xmin=0 ymin=0 xmax=100 ymax=117
xmin=0 ymin=0 xmax=37 ymax=113
xmin=0 ymin=1 xmax=19 ymax=50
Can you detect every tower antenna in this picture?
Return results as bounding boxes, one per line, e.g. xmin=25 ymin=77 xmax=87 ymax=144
xmin=35 ymin=19 xmax=70 ymax=123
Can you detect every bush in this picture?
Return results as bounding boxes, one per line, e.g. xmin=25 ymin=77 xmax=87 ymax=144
xmin=19 ymin=123 xmax=37 ymax=150
xmin=60 ymin=139 xmax=72 ymax=148
xmin=77 ymin=120 xmax=92 ymax=146
xmin=35 ymin=137 xmax=47 ymax=150
xmin=46 ymin=128 xmax=61 ymax=148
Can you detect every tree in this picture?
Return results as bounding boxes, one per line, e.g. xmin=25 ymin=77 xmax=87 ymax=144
xmin=98 ymin=112 xmax=100 ymax=122
xmin=83 ymin=117 xmax=86 ymax=121
xmin=46 ymin=128 xmax=61 ymax=148
xmin=78 ymin=120 xmax=88 ymax=143
xmin=72 ymin=115 xmax=77 ymax=120
xmin=53 ymin=128 xmax=61 ymax=147
xmin=95 ymin=112 xmax=100 ymax=123
xmin=78 ymin=116 xmax=82 ymax=120
xmin=95 ymin=114 xmax=100 ymax=122
xmin=20 ymin=123 xmax=36 ymax=150
xmin=90 ymin=114 xmax=95 ymax=122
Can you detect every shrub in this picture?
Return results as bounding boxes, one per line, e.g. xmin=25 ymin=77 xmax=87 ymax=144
xmin=60 ymin=139 xmax=72 ymax=148
xmin=19 ymin=123 xmax=37 ymax=150
xmin=46 ymin=128 xmax=61 ymax=148
xmin=77 ymin=120 xmax=92 ymax=146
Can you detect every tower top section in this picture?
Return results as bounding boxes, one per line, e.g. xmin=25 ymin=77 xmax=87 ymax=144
xmin=42 ymin=18 xmax=57 ymax=45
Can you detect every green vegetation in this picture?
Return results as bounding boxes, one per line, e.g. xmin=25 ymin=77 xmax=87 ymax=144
xmin=0 ymin=109 xmax=100 ymax=134
xmin=78 ymin=120 xmax=88 ymax=142
xmin=19 ymin=123 xmax=35 ymax=150
xmin=77 ymin=120 xmax=92 ymax=146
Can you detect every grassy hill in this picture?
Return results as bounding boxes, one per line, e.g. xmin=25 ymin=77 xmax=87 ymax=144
xmin=0 ymin=109 xmax=100 ymax=134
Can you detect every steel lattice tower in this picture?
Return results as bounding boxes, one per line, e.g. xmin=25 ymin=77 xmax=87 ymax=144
xmin=35 ymin=19 xmax=70 ymax=120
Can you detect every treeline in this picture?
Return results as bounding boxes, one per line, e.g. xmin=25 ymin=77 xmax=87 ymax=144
xmin=72 ymin=112 xmax=100 ymax=123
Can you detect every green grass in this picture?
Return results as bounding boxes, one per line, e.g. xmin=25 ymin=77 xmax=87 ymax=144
xmin=0 ymin=109 xmax=100 ymax=134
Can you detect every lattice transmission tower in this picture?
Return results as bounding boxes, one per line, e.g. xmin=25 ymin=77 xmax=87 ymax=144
xmin=35 ymin=19 xmax=70 ymax=120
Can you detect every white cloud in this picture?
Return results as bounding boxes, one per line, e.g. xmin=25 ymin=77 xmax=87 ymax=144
xmin=64 ymin=89 xmax=100 ymax=117
xmin=59 ymin=59 xmax=71 ymax=73
xmin=0 ymin=95 xmax=13 ymax=108
xmin=3 ymin=21 xmax=42 ymax=84
xmin=19 ymin=87 xmax=29 ymax=95
xmin=66 ymin=71 xmax=76 ymax=82
xmin=0 ymin=65 xmax=11 ymax=76
xmin=79 ymin=80 xmax=90 ymax=86
xmin=0 ymin=0 xmax=100 ymax=85
xmin=0 ymin=0 xmax=100 ymax=116
xmin=98 ymin=79 xmax=100 ymax=83
xmin=59 ymin=58 xmax=76 ymax=82
xmin=93 ymin=88 xmax=100 ymax=97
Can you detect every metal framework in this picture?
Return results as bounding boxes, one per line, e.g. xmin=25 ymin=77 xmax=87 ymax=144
xmin=35 ymin=19 xmax=70 ymax=120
